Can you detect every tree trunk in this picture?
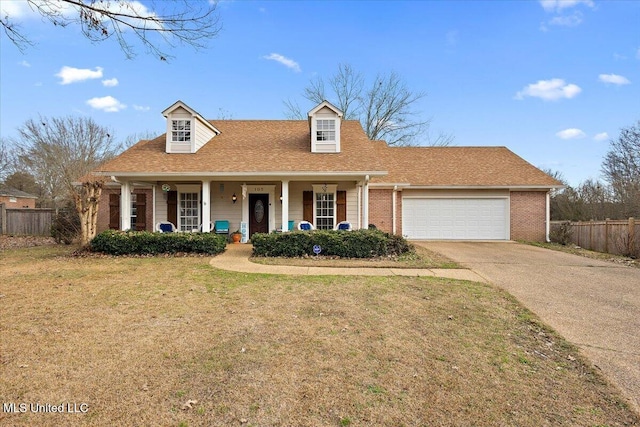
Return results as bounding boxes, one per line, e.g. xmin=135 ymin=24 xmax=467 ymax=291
xmin=74 ymin=180 xmax=104 ymax=246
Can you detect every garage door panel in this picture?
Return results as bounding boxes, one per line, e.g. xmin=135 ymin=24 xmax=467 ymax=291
xmin=403 ymin=198 xmax=508 ymax=240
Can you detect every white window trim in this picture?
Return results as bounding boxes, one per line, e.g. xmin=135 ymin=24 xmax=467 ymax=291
xmin=312 ymin=184 xmax=338 ymax=230
xmin=315 ymin=119 xmax=336 ymax=142
xmin=176 ymin=184 xmax=201 ymax=232
xmin=170 ymin=119 xmax=192 ymax=143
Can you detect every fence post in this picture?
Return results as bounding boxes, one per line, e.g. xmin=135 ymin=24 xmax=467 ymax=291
xmin=0 ymin=203 xmax=5 ymax=235
xmin=589 ymin=219 xmax=594 ymax=251
xmin=629 ymin=217 xmax=636 ymax=256
xmin=605 ymin=218 xmax=610 ymax=253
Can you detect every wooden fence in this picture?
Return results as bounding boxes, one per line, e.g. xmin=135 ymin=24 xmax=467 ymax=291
xmin=0 ymin=203 xmax=54 ymax=236
xmin=551 ymin=218 xmax=638 ymax=257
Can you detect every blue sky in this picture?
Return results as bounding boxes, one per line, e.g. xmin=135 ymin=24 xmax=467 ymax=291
xmin=1 ymin=0 xmax=638 ymax=186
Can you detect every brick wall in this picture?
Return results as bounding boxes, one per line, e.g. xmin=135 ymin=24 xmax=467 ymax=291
xmin=0 ymin=196 xmax=36 ymax=209
xmin=97 ymin=188 xmax=153 ymax=233
xmin=510 ymin=191 xmax=547 ymax=242
xmin=368 ymin=189 xmax=393 ymax=233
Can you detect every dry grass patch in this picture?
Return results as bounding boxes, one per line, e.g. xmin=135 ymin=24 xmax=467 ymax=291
xmin=0 ymin=246 xmax=638 ymax=426
xmin=251 ymin=244 xmax=459 ymax=269
xmin=525 ymin=241 xmax=639 ymax=268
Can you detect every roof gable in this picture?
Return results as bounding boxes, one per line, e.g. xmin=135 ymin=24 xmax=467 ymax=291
xmin=307 ymin=100 xmax=343 ymax=118
xmin=162 ymin=100 xmax=220 ymax=136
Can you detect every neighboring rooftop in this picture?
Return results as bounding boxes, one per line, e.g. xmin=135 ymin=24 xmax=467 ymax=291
xmin=0 ymin=184 xmax=38 ymax=199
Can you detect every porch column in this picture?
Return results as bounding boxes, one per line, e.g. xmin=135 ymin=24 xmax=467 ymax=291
xmin=363 ymin=176 xmax=370 ymax=229
xmin=281 ymin=180 xmax=289 ymax=232
xmin=120 ymin=181 xmax=132 ymax=230
xmin=202 ymin=180 xmax=211 ymax=232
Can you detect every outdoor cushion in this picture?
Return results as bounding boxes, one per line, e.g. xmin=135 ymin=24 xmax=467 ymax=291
xmin=214 ymin=220 xmax=230 ymax=233
xmin=159 ymin=223 xmax=174 ymax=233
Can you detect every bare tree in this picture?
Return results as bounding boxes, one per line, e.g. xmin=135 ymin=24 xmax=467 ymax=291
xmin=1 ymin=0 xmax=221 ymax=60
xmin=601 ymin=120 xmax=640 ymax=218
xmin=0 ymin=138 xmax=12 ymax=181
xmin=285 ymin=64 xmax=452 ymax=146
xmin=122 ymin=130 xmax=159 ymax=150
xmin=12 ymin=116 xmax=120 ymax=244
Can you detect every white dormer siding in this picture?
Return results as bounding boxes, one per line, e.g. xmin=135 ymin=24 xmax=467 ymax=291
xmin=162 ymin=101 xmax=220 ymax=154
xmin=308 ymin=101 xmax=343 ymax=153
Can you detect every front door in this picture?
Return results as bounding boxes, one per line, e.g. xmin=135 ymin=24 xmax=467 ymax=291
xmin=249 ymin=193 xmax=269 ymax=237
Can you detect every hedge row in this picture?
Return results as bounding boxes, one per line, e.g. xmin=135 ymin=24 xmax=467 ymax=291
xmin=90 ymin=230 xmax=227 ymax=255
xmin=251 ymin=229 xmax=413 ymax=258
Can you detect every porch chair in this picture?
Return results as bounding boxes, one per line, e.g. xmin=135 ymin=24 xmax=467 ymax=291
xmin=213 ymin=220 xmax=230 ymax=240
xmin=335 ymin=221 xmax=353 ymax=231
xmin=199 ymin=222 xmax=214 ymax=232
xmin=298 ymin=220 xmax=315 ymax=231
xmin=156 ymin=221 xmax=176 ymax=233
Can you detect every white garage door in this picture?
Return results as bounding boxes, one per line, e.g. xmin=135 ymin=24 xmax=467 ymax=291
xmin=402 ymin=198 xmax=508 ymax=240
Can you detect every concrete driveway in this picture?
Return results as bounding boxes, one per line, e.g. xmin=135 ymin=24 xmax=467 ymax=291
xmin=416 ymin=241 xmax=640 ymax=414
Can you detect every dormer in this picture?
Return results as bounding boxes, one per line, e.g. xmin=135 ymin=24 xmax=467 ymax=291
xmin=162 ymin=101 xmax=220 ymax=154
xmin=308 ymin=100 xmax=343 ymax=153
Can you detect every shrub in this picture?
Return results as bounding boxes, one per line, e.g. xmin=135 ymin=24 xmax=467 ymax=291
xmin=251 ymin=229 xmax=413 ymax=258
xmin=90 ymin=230 xmax=227 ymax=255
xmin=51 ymin=209 xmax=80 ymax=244
xmin=550 ymin=221 xmax=573 ymax=246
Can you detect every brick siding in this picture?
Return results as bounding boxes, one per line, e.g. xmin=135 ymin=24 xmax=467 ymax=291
xmin=368 ymin=189 xmax=394 ymax=234
xmin=510 ymin=191 xmax=547 ymax=242
xmin=0 ymin=196 xmax=36 ymax=209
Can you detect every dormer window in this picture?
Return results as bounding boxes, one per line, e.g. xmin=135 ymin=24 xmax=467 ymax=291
xmin=308 ymin=101 xmax=343 ymax=153
xmin=162 ymin=101 xmax=220 ymax=154
xmin=316 ymin=119 xmax=335 ymax=142
xmin=171 ymin=119 xmax=191 ymax=143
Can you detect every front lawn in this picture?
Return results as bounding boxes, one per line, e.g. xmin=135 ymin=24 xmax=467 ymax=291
xmin=0 ymin=246 xmax=637 ymax=426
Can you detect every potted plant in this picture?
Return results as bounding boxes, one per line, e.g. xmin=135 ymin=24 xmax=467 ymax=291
xmin=231 ymin=230 xmax=242 ymax=243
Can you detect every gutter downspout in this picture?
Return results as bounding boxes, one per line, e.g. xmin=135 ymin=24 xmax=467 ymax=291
xmin=392 ymin=185 xmax=397 ymax=235
xmin=546 ymin=191 xmax=551 ymax=242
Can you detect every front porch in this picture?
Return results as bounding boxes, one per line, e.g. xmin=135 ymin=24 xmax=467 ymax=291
xmin=106 ymin=177 xmax=376 ymax=241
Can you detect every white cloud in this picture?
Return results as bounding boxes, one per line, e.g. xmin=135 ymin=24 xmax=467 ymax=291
xmin=102 ymin=78 xmax=119 ymax=87
xmin=539 ymin=0 xmax=594 ymax=12
xmin=262 ymin=53 xmax=301 ymax=72
xmin=593 ymin=132 xmax=609 ymax=141
xmin=0 ymin=0 xmax=32 ymax=18
xmin=548 ymin=12 xmax=583 ymax=27
xmin=556 ymin=128 xmax=586 ymax=140
xmin=56 ymin=66 xmax=103 ymax=85
xmin=86 ymin=96 xmax=126 ymax=112
xmin=515 ymin=78 xmax=582 ymax=101
xmin=598 ymin=73 xmax=630 ymax=85
xmin=133 ymin=105 xmax=150 ymax=112
xmin=19 ymin=60 xmax=31 ymax=67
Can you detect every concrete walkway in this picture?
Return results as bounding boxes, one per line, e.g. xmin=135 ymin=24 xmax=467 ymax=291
xmin=209 ymin=243 xmax=487 ymax=282
xmin=416 ymin=241 xmax=640 ymax=415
